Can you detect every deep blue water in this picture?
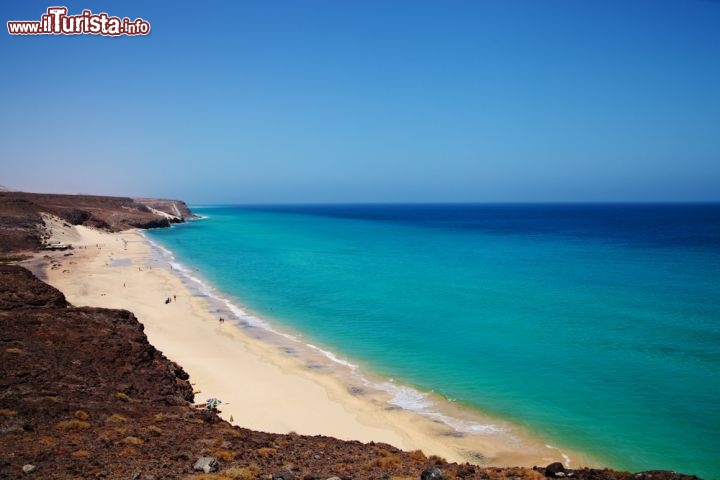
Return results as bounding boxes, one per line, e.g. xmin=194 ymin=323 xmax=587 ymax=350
xmin=147 ymin=204 xmax=720 ymax=479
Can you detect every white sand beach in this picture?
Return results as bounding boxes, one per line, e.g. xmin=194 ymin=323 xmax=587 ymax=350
xmin=29 ymin=218 xmax=593 ymax=468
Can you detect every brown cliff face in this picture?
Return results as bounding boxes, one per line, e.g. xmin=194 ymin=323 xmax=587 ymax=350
xmin=0 ymin=265 xmax=703 ymax=479
xmin=0 ymin=192 xmax=189 ymax=253
xmin=133 ymin=198 xmax=198 ymax=221
xmin=0 ymin=190 xmax=705 ymax=479
xmin=0 ymin=197 xmax=44 ymax=253
xmin=0 ymin=265 xmax=66 ymax=310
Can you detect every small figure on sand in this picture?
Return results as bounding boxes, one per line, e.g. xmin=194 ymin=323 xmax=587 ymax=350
xmin=173 ymin=294 xmax=177 ymax=301
xmin=219 ymin=317 xmax=225 ymax=324
xmin=165 ymin=297 xmax=171 ymax=304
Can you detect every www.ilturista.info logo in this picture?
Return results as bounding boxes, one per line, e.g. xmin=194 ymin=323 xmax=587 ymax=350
xmin=7 ymin=7 xmax=150 ymax=36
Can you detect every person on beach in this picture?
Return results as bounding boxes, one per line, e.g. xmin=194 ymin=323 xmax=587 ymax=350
xmin=165 ymin=297 xmax=171 ymax=304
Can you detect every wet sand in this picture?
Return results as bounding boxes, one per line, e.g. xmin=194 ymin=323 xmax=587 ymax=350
xmin=31 ymin=217 xmax=594 ymax=468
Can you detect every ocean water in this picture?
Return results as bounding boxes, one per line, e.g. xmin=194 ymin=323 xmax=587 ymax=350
xmin=146 ymin=204 xmax=720 ymax=479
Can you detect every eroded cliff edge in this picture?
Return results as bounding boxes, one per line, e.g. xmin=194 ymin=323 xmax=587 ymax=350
xmin=0 ymin=192 xmax=703 ymax=479
xmin=0 ymin=192 xmax=194 ymax=253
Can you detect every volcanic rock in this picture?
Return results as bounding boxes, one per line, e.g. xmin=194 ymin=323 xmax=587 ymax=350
xmin=0 ymin=192 xmax=190 ymax=253
xmin=422 ymin=467 xmax=447 ymax=480
xmin=193 ymin=456 xmax=219 ymax=473
xmin=546 ymin=462 xmax=566 ymax=478
xmin=0 ymin=223 xmax=705 ymax=479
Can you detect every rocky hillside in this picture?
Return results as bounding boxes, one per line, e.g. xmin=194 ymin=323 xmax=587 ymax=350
xmin=0 ymin=264 xmax=702 ymax=480
xmin=0 ymin=191 xmax=703 ymax=479
xmin=0 ymin=194 xmax=44 ymax=253
xmin=133 ymin=198 xmax=198 ymax=220
xmin=0 ymin=192 xmax=191 ymax=253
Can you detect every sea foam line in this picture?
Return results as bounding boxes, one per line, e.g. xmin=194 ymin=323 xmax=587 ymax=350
xmin=378 ymin=381 xmax=504 ymax=434
xmin=144 ymin=234 xmax=276 ymax=331
xmin=306 ymin=343 xmax=359 ymax=371
xmin=143 ymin=232 xmax=505 ymax=436
xmin=546 ymin=445 xmax=572 ymax=466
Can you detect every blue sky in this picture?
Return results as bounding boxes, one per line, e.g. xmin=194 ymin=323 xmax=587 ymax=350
xmin=1 ymin=0 xmax=719 ymax=203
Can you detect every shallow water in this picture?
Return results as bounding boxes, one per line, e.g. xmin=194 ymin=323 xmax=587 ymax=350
xmin=147 ymin=204 xmax=720 ymax=479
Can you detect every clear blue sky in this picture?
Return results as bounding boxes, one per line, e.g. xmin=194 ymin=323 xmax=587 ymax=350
xmin=1 ymin=0 xmax=719 ymax=203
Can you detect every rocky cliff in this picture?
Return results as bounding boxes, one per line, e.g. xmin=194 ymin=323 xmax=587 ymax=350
xmin=0 ymin=266 xmax=703 ymax=479
xmin=0 ymin=192 xmax=703 ymax=479
xmin=0 ymin=192 xmax=189 ymax=253
xmin=133 ymin=198 xmax=198 ymax=221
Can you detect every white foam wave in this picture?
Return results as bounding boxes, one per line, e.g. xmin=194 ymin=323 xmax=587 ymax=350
xmin=545 ymin=444 xmax=571 ymax=466
xmin=169 ymin=261 xmax=216 ymax=297
xmin=145 ymin=234 xmax=277 ymax=332
xmin=381 ymin=382 xmax=433 ymax=410
xmin=144 ymin=236 xmax=175 ymax=259
xmin=376 ymin=381 xmax=503 ymax=434
xmin=427 ymin=412 xmax=504 ymax=434
xmin=306 ymin=344 xmax=358 ymax=371
xmin=224 ymin=301 xmax=275 ymax=330
xmin=143 ymin=232 xmax=509 ymax=438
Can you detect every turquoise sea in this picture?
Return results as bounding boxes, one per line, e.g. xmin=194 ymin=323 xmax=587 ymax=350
xmin=146 ymin=204 xmax=720 ymax=479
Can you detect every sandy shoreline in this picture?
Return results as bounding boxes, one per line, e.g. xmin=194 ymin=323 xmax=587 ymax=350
xmin=27 ymin=218 xmax=594 ymax=468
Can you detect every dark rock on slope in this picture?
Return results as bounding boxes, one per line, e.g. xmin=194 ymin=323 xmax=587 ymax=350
xmin=0 ymin=192 xmax=703 ymax=480
xmin=0 ymin=264 xmax=702 ymax=479
xmin=0 ymin=197 xmax=44 ymax=253
xmin=134 ymin=198 xmax=198 ymax=221
xmin=0 ymin=192 xmax=190 ymax=253
xmin=0 ymin=265 xmax=66 ymax=310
